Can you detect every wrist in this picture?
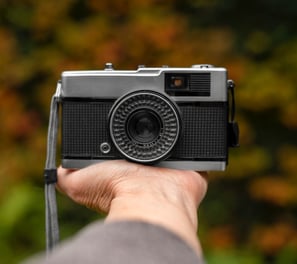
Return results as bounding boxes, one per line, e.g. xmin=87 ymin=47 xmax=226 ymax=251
xmin=105 ymin=193 xmax=202 ymax=255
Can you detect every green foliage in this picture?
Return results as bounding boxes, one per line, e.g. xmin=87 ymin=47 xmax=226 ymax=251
xmin=206 ymin=250 xmax=264 ymax=264
xmin=0 ymin=0 xmax=296 ymax=263
xmin=0 ymin=184 xmax=45 ymax=263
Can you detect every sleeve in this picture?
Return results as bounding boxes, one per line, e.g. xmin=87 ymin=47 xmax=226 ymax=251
xmin=26 ymin=221 xmax=205 ymax=264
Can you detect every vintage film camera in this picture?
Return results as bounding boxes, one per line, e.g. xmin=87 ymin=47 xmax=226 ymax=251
xmin=58 ymin=63 xmax=239 ymax=171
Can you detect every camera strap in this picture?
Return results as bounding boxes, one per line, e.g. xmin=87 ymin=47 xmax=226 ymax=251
xmin=44 ymin=82 xmax=61 ymax=254
xmin=227 ymin=80 xmax=240 ymax=147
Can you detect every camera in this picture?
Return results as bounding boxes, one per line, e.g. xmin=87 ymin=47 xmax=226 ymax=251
xmin=59 ymin=63 xmax=239 ymax=171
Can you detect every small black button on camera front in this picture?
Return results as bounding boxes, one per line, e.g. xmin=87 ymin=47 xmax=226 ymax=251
xmin=100 ymin=142 xmax=111 ymax=154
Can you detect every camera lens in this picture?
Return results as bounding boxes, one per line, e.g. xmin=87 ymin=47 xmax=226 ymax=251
xmin=109 ymin=91 xmax=181 ymax=164
xmin=127 ymin=110 xmax=162 ymax=144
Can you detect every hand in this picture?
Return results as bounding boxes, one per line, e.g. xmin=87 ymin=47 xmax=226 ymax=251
xmin=57 ymin=160 xmax=208 ymax=255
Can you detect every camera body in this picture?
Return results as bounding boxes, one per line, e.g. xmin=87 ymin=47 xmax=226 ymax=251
xmin=60 ymin=64 xmax=235 ymax=171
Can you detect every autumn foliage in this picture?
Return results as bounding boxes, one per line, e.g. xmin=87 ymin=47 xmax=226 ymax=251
xmin=0 ymin=0 xmax=297 ymax=263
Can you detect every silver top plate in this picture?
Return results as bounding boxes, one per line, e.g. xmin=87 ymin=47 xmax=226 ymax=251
xmin=60 ymin=65 xmax=228 ymax=102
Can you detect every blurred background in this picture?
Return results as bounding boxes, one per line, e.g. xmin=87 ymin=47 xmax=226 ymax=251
xmin=0 ymin=0 xmax=297 ymax=263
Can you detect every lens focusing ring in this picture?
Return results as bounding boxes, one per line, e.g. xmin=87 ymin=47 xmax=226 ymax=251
xmin=109 ymin=91 xmax=180 ymax=163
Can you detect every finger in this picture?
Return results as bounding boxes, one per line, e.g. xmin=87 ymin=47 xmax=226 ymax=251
xmin=197 ymin=172 xmax=208 ymax=203
xmin=196 ymin=171 xmax=209 ymax=181
xmin=56 ymin=166 xmax=77 ymax=194
xmin=186 ymin=171 xmax=208 ymax=206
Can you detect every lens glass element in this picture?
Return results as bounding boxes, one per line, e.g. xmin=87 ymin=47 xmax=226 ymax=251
xmin=127 ymin=110 xmax=162 ymax=144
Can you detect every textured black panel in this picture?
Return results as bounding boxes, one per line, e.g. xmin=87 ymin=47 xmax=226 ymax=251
xmin=62 ymin=100 xmax=227 ymax=161
xmin=62 ymin=100 xmax=117 ymax=158
xmin=170 ymin=102 xmax=227 ymax=159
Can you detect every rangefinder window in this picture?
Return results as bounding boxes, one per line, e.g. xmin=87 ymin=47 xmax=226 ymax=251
xmin=166 ymin=74 xmax=189 ymax=91
xmin=165 ymin=73 xmax=211 ymax=96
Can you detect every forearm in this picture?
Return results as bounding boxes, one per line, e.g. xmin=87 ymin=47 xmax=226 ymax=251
xmin=56 ymin=161 xmax=207 ymax=258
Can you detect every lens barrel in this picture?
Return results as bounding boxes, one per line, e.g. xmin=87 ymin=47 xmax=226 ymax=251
xmin=109 ymin=91 xmax=181 ymax=163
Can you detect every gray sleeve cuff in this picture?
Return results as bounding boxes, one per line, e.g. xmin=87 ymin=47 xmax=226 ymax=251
xmin=25 ymin=220 xmax=205 ymax=264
